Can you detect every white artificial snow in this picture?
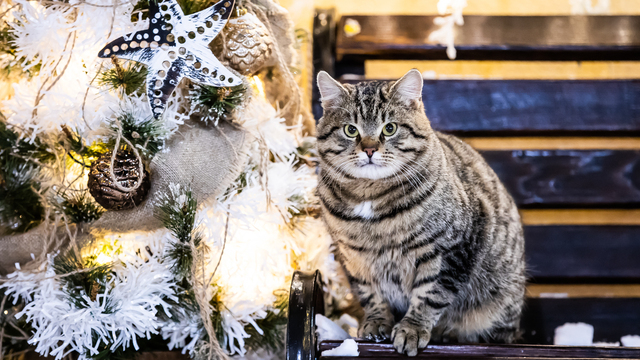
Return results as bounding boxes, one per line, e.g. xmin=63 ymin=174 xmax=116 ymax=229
xmin=621 ymin=335 xmax=640 ymax=347
xmin=554 ymin=322 xmax=594 ymax=346
xmin=321 ymin=339 xmax=359 ymax=357
xmin=316 ymin=314 xmax=351 ymax=342
xmin=593 ymin=342 xmax=620 ymax=347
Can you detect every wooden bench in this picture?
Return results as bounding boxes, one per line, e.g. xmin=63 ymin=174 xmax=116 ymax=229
xmin=286 ymin=270 xmax=640 ymax=359
xmin=299 ymin=10 xmax=640 ymax=359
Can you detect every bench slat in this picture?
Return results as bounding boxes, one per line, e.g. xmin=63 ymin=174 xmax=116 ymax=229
xmin=524 ymin=226 xmax=640 ymax=282
xmin=522 ymin=298 xmax=640 ymax=344
xmin=423 ymin=80 xmax=640 ymax=136
xmin=337 ymin=15 xmax=640 ymax=61
xmin=480 ymin=150 xmax=640 ymax=207
xmin=320 ymin=340 xmax=640 ymax=359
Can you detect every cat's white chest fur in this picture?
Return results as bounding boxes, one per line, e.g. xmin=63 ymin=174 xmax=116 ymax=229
xmin=354 ymin=201 xmax=374 ymax=219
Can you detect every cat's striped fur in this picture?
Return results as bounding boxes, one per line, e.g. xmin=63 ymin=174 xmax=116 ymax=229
xmin=316 ymin=70 xmax=526 ymax=356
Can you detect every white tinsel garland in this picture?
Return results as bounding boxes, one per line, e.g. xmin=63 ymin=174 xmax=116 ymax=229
xmin=2 ymin=237 xmax=178 ymax=360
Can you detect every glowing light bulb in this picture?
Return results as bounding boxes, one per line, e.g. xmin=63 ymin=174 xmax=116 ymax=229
xmin=95 ymin=252 xmax=112 ymax=265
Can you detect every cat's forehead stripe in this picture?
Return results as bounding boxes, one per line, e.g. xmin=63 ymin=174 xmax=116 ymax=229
xmin=354 ymin=81 xmax=388 ymax=127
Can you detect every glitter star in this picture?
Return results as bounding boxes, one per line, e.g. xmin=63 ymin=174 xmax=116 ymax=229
xmin=98 ymin=0 xmax=242 ymax=118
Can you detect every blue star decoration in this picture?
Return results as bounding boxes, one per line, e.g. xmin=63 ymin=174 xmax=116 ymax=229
xmin=99 ymin=0 xmax=242 ymax=118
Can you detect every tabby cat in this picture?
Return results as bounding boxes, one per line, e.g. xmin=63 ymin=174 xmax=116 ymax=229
xmin=316 ymin=69 xmax=526 ymax=356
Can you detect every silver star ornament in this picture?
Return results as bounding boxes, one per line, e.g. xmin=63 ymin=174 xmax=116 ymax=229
xmin=99 ymin=0 xmax=242 ymax=118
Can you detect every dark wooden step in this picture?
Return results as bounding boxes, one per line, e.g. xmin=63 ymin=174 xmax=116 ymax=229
xmin=336 ymin=15 xmax=640 ymax=61
xmin=522 ymin=298 xmax=640 ymax=345
xmin=481 ymin=150 xmax=640 ymax=207
xmin=524 ymin=226 xmax=640 ymax=282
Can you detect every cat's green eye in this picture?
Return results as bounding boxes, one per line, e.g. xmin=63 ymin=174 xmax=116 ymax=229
xmin=382 ymin=122 xmax=398 ymax=136
xmin=344 ymin=124 xmax=359 ymax=138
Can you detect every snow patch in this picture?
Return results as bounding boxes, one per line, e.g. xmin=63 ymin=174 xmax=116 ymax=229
xmin=593 ymin=342 xmax=620 ymax=347
xmin=621 ymin=335 xmax=640 ymax=347
xmin=554 ymin=322 xmax=594 ymax=346
xmin=321 ymin=339 xmax=359 ymax=357
xmin=316 ymin=314 xmax=351 ymax=342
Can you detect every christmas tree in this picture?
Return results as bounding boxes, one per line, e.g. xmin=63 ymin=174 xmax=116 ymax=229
xmin=0 ymin=0 xmax=344 ymax=359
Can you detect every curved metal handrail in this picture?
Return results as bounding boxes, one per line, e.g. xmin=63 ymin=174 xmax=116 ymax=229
xmin=286 ymin=270 xmax=325 ymax=360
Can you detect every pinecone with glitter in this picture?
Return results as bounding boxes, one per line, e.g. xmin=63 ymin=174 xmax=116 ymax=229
xmin=210 ymin=10 xmax=275 ymax=75
xmin=88 ymin=149 xmax=150 ymax=211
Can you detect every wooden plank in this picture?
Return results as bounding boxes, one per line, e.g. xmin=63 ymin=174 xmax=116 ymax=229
xmin=422 ymin=80 xmax=640 ymax=136
xmin=319 ymin=341 xmax=640 ymax=359
xmin=337 ymin=16 xmax=640 ymax=61
xmin=524 ymin=226 xmax=640 ymax=282
xmin=463 ymin=137 xmax=640 ymax=150
xmin=520 ymin=209 xmax=640 ymax=225
xmin=522 ymin=298 xmax=640 ymax=344
xmin=479 ymin=150 xmax=640 ymax=207
xmin=527 ymin=284 xmax=640 ymax=298
xmin=365 ymin=60 xmax=640 ymax=80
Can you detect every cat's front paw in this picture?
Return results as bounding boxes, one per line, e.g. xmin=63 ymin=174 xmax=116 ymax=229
xmin=358 ymin=318 xmax=394 ymax=342
xmin=392 ymin=319 xmax=431 ymax=357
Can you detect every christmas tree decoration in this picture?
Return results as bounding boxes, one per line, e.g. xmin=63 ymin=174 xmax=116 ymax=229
xmin=0 ymin=0 xmax=345 ymax=358
xmin=98 ymin=0 xmax=243 ymax=118
xmin=88 ymin=149 xmax=151 ymax=211
xmin=210 ymin=9 xmax=276 ymax=75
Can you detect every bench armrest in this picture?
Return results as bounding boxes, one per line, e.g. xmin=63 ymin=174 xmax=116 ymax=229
xmin=286 ymin=270 xmax=325 ymax=360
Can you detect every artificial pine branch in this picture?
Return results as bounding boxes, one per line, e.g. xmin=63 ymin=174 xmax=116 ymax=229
xmin=98 ymin=57 xmax=147 ymax=96
xmin=57 ymin=190 xmax=105 ymax=224
xmin=155 ymin=185 xmax=201 ymax=282
xmin=52 ymin=250 xmax=114 ymax=310
xmin=107 ymin=113 xmax=165 ymax=158
xmin=0 ymin=120 xmax=55 ymax=233
xmin=191 ymin=84 xmax=245 ymax=124
xmin=0 ymin=158 xmax=45 ymax=233
xmin=60 ymin=125 xmax=109 ymax=169
xmin=243 ymin=290 xmax=289 ymax=353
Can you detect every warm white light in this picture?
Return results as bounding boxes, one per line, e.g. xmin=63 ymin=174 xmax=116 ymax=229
xmin=94 ymin=252 xmax=112 ymax=265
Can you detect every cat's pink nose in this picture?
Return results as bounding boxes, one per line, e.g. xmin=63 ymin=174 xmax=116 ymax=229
xmin=364 ymin=148 xmax=377 ymax=158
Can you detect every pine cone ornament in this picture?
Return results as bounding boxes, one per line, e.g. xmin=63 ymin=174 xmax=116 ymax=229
xmin=88 ymin=149 xmax=150 ymax=211
xmin=210 ymin=10 xmax=275 ymax=75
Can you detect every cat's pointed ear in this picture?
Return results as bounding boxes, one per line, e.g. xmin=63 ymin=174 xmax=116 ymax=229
xmin=317 ymin=71 xmax=347 ymax=107
xmin=391 ymin=69 xmax=424 ymax=106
